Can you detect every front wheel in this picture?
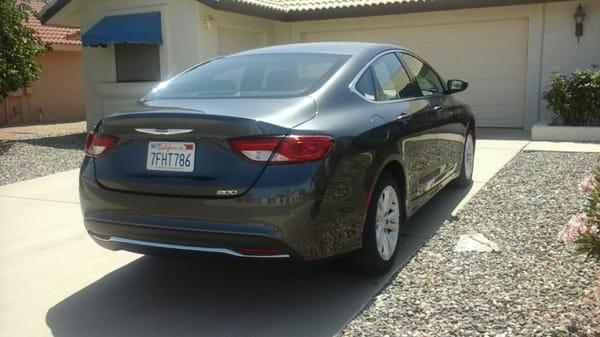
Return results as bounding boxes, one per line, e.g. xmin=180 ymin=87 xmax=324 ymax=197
xmin=349 ymin=172 xmax=403 ymax=275
xmin=452 ymin=129 xmax=475 ymax=188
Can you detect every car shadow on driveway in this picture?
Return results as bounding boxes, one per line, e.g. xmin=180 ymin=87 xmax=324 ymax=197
xmin=45 ymin=185 xmax=472 ymax=337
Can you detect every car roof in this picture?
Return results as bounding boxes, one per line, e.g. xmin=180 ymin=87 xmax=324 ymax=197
xmin=231 ymin=42 xmax=404 ymax=57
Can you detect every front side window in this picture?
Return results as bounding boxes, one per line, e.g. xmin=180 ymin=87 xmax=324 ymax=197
xmin=401 ymin=53 xmax=444 ymax=97
xmin=145 ymin=53 xmax=349 ymax=99
xmin=115 ymin=44 xmax=161 ymax=82
xmin=370 ymin=53 xmax=417 ymax=102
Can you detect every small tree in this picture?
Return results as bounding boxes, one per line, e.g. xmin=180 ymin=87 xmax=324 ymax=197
xmin=0 ymin=0 xmax=49 ymax=100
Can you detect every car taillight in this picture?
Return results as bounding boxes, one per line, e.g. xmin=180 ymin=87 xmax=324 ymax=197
xmin=229 ymin=135 xmax=333 ymax=164
xmin=84 ymin=132 xmax=118 ymax=158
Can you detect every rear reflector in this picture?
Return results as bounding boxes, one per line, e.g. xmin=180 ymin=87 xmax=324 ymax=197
xmin=237 ymin=248 xmax=282 ymax=255
xmin=84 ymin=132 xmax=118 ymax=158
xmin=229 ymin=135 xmax=333 ymax=164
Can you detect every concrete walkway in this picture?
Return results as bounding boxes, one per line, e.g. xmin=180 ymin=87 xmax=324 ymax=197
xmin=0 ymin=132 xmax=598 ymax=337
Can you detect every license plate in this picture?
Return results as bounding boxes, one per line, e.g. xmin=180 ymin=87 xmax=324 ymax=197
xmin=146 ymin=142 xmax=195 ymax=172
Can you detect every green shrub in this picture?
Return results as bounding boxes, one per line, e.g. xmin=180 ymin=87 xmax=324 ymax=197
xmin=543 ymin=68 xmax=600 ymax=126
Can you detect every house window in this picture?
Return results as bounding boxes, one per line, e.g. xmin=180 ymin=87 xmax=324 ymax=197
xmin=115 ymin=44 xmax=160 ymax=82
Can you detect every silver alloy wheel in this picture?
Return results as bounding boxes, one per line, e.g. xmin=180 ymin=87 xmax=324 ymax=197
xmin=375 ymin=186 xmax=400 ymax=261
xmin=464 ymin=133 xmax=474 ymax=180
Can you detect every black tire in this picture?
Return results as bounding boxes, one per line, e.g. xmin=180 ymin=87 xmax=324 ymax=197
xmin=451 ymin=128 xmax=475 ymax=188
xmin=349 ymin=172 xmax=404 ymax=275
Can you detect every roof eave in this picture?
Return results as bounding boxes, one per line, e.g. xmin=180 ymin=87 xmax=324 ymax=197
xmin=39 ymin=0 xmax=72 ymax=25
xmin=198 ymin=0 xmax=287 ymax=21
xmin=199 ymin=0 xmax=571 ymax=22
xmin=41 ymin=0 xmax=572 ymax=25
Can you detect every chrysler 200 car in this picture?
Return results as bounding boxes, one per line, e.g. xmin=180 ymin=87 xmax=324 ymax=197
xmin=80 ymin=42 xmax=474 ymax=274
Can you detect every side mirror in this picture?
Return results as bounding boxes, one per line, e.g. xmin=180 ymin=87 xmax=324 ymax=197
xmin=446 ymin=79 xmax=468 ymax=94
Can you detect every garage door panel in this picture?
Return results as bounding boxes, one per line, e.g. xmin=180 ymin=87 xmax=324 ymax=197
xmin=476 ymin=106 xmax=524 ymax=127
xmin=302 ymin=19 xmax=528 ymax=127
xmin=461 ymin=78 xmax=524 ymax=105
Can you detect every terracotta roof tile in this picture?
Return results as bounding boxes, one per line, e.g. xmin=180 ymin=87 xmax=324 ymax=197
xmin=228 ymin=0 xmax=425 ymax=12
xmin=20 ymin=0 xmax=80 ymax=46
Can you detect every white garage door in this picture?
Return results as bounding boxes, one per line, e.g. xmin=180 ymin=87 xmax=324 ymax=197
xmin=302 ymin=19 xmax=528 ymax=127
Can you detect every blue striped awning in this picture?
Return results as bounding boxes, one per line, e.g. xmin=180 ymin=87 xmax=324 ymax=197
xmin=82 ymin=12 xmax=162 ymax=47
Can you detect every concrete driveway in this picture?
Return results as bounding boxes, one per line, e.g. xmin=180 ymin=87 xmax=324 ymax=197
xmin=0 ymin=133 xmax=528 ymax=337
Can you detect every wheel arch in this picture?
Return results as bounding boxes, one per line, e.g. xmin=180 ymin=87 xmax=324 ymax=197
xmin=367 ymin=158 xmax=408 ymax=221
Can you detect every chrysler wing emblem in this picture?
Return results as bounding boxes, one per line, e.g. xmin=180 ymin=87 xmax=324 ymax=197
xmin=135 ymin=128 xmax=194 ymax=135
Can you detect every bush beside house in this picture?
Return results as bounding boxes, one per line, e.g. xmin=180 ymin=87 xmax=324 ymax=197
xmin=532 ymin=67 xmax=600 ymax=141
xmin=544 ymin=67 xmax=600 ymax=126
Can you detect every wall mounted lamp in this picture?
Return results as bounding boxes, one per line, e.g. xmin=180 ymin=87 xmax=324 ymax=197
xmin=204 ymin=15 xmax=215 ymax=31
xmin=574 ymin=4 xmax=585 ymax=43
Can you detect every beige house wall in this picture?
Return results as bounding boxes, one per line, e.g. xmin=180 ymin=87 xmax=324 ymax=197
xmin=540 ymin=0 xmax=600 ymax=122
xmin=29 ymin=49 xmax=85 ymax=122
xmin=1 ymin=49 xmax=84 ymax=124
xmin=76 ymin=0 xmax=277 ymax=130
xmin=78 ymin=0 xmax=203 ymax=130
xmin=53 ymin=0 xmax=599 ymax=130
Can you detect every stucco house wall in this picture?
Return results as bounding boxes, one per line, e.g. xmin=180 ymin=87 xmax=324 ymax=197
xmin=42 ymin=0 xmax=599 ymax=130
xmin=28 ymin=49 xmax=85 ymax=122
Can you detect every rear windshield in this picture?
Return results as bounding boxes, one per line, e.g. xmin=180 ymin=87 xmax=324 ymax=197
xmin=144 ymin=53 xmax=349 ymax=99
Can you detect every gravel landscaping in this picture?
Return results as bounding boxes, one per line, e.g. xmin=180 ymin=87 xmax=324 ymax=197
xmin=0 ymin=122 xmax=85 ymax=185
xmin=341 ymin=151 xmax=600 ymax=337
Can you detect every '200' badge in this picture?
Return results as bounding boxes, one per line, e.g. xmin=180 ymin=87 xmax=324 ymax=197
xmin=216 ymin=190 xmax=238 ymax=196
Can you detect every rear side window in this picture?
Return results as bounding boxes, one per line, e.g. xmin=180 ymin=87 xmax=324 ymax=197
xmin=401 ymin=53 xmax=445 ymax=97
xmin=355 ymin=69 xmax=376 ymax=100
xmin=145 ymin=53 xmax=349 ymax=99
xmin=370 ymin=53 xmax=417 ymax=101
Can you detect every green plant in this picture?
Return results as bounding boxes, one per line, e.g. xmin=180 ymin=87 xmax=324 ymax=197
xmin=543 ymin=67 xmax=600 ymax=126
xmin=0 ymin=0 xmax=49 ymax=99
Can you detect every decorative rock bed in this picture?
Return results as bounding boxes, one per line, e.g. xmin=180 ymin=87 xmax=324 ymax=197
xmin=340 ymin=151 xmax=600 ymax=337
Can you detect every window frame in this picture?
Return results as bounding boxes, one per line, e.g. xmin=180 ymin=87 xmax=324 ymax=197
xmin=354 ymin=67 xmax=377 ymax=101
xmin=349 ymin=49 xmax=447 ymax=104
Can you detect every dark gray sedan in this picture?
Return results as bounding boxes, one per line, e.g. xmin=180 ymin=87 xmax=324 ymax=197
xmin=80 ymin=42 xmax=474 ymax=274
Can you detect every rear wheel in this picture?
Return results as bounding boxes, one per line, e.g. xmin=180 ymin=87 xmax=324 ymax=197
xmin=349 ymin=172 xmax=403 ymax=275
xmin=452 ymin=129 xmax=475 ymax=188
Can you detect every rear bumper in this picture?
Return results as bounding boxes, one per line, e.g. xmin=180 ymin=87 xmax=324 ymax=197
xmin=90 ymin=234 xmax=290 ymax=258
xmin=79 ymin=157 xmax=365 ymax=260
xmin=84 ymin=214 xmax=296 ymax=258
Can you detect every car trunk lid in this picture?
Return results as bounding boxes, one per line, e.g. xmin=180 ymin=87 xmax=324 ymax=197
xmin=93 ymin=97 xmax=315 ymax=197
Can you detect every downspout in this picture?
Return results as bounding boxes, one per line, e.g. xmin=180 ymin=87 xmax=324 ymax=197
xmin=536 ymin=3 xmax=547 ymax=124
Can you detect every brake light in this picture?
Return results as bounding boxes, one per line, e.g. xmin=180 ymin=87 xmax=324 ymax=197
xmin=229 ymin=135 xmax=333 ymax=164
xmin=84 ymin=132 xmax=118 ymax=157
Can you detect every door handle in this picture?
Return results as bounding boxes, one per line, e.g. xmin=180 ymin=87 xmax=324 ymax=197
xmin=396 ymin=113 xmax=410 ymax=121
xmin=433 ymin=106 xmax=444 ymax=112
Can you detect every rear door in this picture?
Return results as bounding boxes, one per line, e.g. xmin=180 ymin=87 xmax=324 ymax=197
xmin=365 ymin=52 xmax=443 ymax=201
